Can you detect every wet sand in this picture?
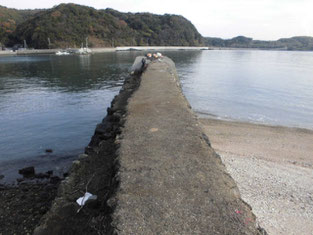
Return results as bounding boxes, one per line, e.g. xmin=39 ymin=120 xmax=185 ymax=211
xmin=200 ymin=118 xmax=313 ymax=235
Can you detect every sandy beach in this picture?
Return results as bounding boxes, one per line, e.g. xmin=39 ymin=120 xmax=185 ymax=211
xmin=200 ymin=118 xmax=313 ymax=235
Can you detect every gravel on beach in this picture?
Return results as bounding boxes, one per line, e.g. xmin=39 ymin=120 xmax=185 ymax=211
xmin=221 ymin=155 xmax=313 ymax=235
xmin=200 ymin=118 xmax=313 ymax=235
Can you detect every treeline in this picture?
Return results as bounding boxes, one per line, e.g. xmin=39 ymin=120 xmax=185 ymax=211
xmin=0 ymin=6 xmax=39 ymax=46
xmin=0 ymin=4 xmax=203 ymax=49
xmin=2 ymin=4 xmax=313 ymax=50
xmin=204 ymin=36 xmax=313 ymax=51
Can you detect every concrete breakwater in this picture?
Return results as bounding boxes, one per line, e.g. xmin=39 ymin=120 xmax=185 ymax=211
xmin=34 ymin=56 xmax=264 ymax=234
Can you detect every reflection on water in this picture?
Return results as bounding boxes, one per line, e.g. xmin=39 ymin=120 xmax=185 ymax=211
xmin=79 ymin=54 xmax=91 ymax=70
xmin=0 ymin=53 xmax=139 ymax=93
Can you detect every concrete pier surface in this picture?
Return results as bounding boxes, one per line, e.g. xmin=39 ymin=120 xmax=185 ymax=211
xmin=34 ymin=56 xmax=264 ymax=234
xmin=110 ymin=57 xmax=262 ymax=234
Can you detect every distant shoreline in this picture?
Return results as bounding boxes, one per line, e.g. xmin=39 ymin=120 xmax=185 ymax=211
xmin=0 ymin=46 xmax=211 ymax=56
xmin=2 ymin=46 xmax=313 ymax=57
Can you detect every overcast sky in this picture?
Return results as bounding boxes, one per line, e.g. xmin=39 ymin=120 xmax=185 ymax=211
xmin=2 ymin=0 xmax=313 ymax=40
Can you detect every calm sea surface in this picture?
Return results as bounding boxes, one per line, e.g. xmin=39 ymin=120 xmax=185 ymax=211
xmin=1 ymin=50 xmax=312 ymax=181
xmin=172 ymin=50 xmax=313 ymax=129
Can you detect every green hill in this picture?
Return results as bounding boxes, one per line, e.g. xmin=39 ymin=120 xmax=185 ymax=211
xmin=0 ymin=6 xmax=40 ymax=46
xmin=204 ymin=36 xmax=313 ymax=51
xmin=1 ymin=3 xmax=203 ymax=49
xmin=276 ymin=36 xmax=313 ymax=50
xmin=2 ymin=3 xmax=313 ymax=50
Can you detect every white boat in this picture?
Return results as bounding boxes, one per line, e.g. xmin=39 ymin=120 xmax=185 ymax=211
xmin=56 ymin=50 xmax=70 ymax=55
xmin=67 ymin=38 xmax=92 ymax=55
xmin=67 ymin=47 xmax=91 ymax=55
xmin=77 ymin=47 xmax=92 ymax=55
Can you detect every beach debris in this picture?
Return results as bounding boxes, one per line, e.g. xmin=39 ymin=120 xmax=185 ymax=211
xmin=145 ymin=52 xmax=163 ymax=62
xmin=76 ymin=192 xmax=97 ymax=206
xmin=147 ymin=52 xmax=163 ymax=60
xmin=18 ymin=166 xmax=35 ymax=177
xmin=76 ymin=173 xmax=97 ymax=212
xmin=149 ymin=128 xmax=159 ymax=133
xmin=235 ymin=209 xmax=242 ymax=214
xmin=45 ymin=149 xmax=53 ymax=153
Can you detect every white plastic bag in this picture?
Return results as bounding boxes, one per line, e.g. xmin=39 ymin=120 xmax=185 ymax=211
xmin=76 ymin=192 xmax=97 ymax=206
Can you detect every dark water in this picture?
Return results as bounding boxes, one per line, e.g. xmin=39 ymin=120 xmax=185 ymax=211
xmin=0 ymin=53 xmax=141 ymax=182
xmin=1 ymin=50 xmax=313 ymax=182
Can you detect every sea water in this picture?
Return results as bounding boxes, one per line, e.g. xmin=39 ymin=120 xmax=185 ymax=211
xmin=170 ymin=50 xmax=313 ymax=129
xmin=1 ymin=50 xmax=312 ymax=181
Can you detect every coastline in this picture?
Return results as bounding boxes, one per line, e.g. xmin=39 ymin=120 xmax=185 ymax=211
xmin=0 ymin=152 xmax=79 ymax=184
xmin=1 ymin=46 xmax=310 ymax=57
xmin=200 ymin=117 xmax=313 ymax=234
xmin=0 ymin=46 xmax=211 ymax=57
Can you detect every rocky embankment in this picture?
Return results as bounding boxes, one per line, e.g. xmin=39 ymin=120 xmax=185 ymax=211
xmin=33 ymin=57 xmax=143 ymax=234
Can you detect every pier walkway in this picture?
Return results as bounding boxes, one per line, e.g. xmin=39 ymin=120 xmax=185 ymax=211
xmin=111 ymin=57 xmax=261 ymax=234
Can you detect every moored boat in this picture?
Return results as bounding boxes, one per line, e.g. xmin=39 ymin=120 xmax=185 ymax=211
xmin=55 ymin=50 xmax=70 ymax=55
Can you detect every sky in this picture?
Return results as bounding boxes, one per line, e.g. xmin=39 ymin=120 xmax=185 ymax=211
xmin=1 ymin=0 xmax=313 ymax=40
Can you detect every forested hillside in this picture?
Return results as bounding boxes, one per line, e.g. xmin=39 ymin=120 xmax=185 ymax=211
xmin=204 ymin=36 xmax=313 ymax=51
xmin=0 ymin=6 xmax=40 ymax=46
xmin=2 ymin=3 xmax=313 ymax=50
xmin=0 ymin=3 xmax=203 ymax=48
